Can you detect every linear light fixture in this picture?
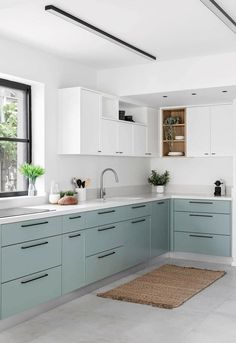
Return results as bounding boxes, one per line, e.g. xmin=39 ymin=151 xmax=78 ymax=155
xmin=45 ymin=5 xmax=156 ymax=61
xmin=200 ymin=0 xmax=236 ymax=34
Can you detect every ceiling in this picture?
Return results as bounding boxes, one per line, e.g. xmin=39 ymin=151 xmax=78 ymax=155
xmin=122 ymin=86 xmax=236 ymax=108
xmin=0 ymin=0 xmax=235 ymax=69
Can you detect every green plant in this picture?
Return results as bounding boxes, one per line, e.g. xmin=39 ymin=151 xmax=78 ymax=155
xmin=148 ymin=170 xmax=170 ymax=186
xmin=19 ymin=163 xmax=45 ymax=181
xmin=60 ymin=190 xmax=76 ymax=198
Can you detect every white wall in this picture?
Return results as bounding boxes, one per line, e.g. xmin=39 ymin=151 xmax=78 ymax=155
xmin=0 ymin=36 xmax=150 ymax=199
xmin=98 ymin=52 xmax=236 ymax=96
xmin=151 ymin=157 xmax=233 ymax=195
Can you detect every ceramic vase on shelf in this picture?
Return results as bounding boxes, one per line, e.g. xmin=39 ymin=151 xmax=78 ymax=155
xmin=155 ymin=185 xmax=165 ymax=194
xmin=28 ymin=178 xmax=37 ymax=196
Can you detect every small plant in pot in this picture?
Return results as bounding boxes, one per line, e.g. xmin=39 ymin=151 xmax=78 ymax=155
xmin=19 ymin=163 xmax=45 ymax=196
xmin=148 ymin=170 xmax=170 ymax=193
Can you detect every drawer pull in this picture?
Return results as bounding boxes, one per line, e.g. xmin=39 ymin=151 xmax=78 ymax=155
xmin=157 ymin=201 xmax=165 ymax=205
xmin=98 ymin=226 xmax=116 ymax=232
xmin=98 ymin=210 xmax=115 ymax=215
xmin=68 ymin=233 xmax=81 ymax=238
xmin=21 ymin=273 xmax=49 ymax=284
xmin=189 ymin=201 xmax=213 ymax=205
xmin=98 ymin=251 xmax=116 ymax=259
xmin=189 ymin=214 xmax=213 ymax=218
xmin=21 ymin=221 xmax=49 ymax=228
xmin=21 ymin=241 xmax=48 ymax=249
xmin=69 ymin=215 xmax=81 ymax=220
xmin=132 ymin=205 xmax=146 ymax=209
xmin=132 ymin=219 xmax=146 ymax=224
xmin=189 ymin=234 xmax=213 ymax=239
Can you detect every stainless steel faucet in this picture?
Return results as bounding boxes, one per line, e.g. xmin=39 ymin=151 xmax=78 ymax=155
xmin=100 ymin=168 xmax=119 ymax=199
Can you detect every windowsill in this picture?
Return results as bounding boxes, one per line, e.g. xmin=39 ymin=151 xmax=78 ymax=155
xmin=0 ymin=193 xmax=47 ymax=208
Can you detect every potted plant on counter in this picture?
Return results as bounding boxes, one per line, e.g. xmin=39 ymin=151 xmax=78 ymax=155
xmin=148 ymin=170 xmax=170 ymax=194
xmin=19 ymin=163 xmax=45 ymax=196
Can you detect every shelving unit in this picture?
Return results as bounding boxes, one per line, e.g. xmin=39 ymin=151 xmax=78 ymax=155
xmin=162 ymin=108 xmax=186 ymax=157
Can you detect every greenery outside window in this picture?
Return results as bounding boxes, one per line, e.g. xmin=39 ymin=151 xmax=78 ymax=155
xmin=0 ymin=78 xmax=31 ymax=197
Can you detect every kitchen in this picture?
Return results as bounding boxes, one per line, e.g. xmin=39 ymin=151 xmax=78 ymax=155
xmin=0 ymin=0 xmax=235 ymax=342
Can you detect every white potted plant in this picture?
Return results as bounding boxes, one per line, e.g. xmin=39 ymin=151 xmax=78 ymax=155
xmin=148 ymin=170 xmax=170 ymax=194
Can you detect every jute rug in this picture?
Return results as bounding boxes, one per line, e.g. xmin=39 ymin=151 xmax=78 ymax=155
xmin=97 ymin=264 xmax=225 ymax=309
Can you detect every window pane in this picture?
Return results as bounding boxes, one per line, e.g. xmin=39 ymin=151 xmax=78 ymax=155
xmin=0 ymin=86 xmax=28 ymax=139
xmin=0 ymin=141 xmax=28 ymax=193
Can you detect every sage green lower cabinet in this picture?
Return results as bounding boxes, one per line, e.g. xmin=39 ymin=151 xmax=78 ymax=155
xmin=86 ymin=246 xmax=124 ymax=284
xmin=1 ymin=266 xmax=62 ymax=319
xmin=151 ymin=200 xmax=169 ymax=258
xmin=62 ymin=231 xmax=85 ymax=294
xmin=123 ymin=217 xmax=149 ymax=269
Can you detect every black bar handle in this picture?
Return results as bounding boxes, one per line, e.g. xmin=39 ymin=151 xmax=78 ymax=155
xmin=21 ymin=273 xmax=49 ymax=284
xmin=189 ymin=234 xmax=213 ymax=239
xmin=98 ymin=210 xmax=115 ymax=215
xmin=21 ymin=241 xmax=48 ymax=249
xmin=189 ymin=214 xmax=213 ymax=218
xmin=189 ymin=201 xmax=213 ymax=205
xmin=98 ymin=251 xmax=116 ymax=259
xmin=132 ymin=205 xmax=146 ymax=209
xmin=21 ymin=221 xmax=49 ymax=228
xmin=68 ymin=233 xmax=81 ymax=238
xmin=132 ymin=219 xmax=146 ymax=224
xmin=69 ymin=215 xmax=81 ymax=220
xmin=98 ymin=226 xmax=116 ymax=232
xmin=157 ymin=201 xmax=165 ymax=205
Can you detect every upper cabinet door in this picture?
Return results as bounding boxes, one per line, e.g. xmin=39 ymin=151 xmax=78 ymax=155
xmin=186 ymin=106 xmax=211 ymax=157
xmin=80 ymin=89 xmax=101 ymax=155
xmin=100 ymin=119 xmax=117 ymax=155
xmin=210 ymin=104 xmax=233 ymax=157
xmin=146 ymin=108 xmax=159 ymax=157
xmin=117 ymin=122 xmax=132 ymax=156
xmin=132 ymin=125 xmax=147 ymax=156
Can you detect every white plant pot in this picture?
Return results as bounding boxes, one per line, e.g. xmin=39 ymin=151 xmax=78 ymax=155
xmin=155 ymin=185 xmax=165 ymax=194
xmin=75 ymin=188 xmax=86 ymax=202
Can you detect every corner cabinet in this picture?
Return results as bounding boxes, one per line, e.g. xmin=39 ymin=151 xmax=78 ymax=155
xmin=58 ymin=87 xmax=159 ymax=157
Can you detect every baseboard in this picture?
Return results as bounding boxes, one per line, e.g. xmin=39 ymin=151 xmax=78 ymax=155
xmin=169 ymin=251 xmax=233 ymax=265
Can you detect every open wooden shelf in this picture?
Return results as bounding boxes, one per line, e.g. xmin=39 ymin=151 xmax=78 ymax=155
xmin=162 ymin=108 xmax=186 ymax=157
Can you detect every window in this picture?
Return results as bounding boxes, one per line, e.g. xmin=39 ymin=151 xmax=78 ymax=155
xmin=0 ymin=78 xmax=31 ymax=197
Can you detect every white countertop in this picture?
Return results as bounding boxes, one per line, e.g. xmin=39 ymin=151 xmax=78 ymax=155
xmin=0 ymin=192 xmax=232 ymax=225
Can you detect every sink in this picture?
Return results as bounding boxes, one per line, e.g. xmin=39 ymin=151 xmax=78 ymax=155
xmin=101 ymin=197 xmax=143 ymax=202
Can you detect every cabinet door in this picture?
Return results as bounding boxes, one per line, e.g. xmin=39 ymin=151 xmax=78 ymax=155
xmin=124 ymin=217 xmax=149 ymax=269
xmin=187 ymin=106 xmax=211 ymax=157
xmin=146 ymin=108 xmax=159 ymax=156
xmin=210 ymin=104 xmax=233 ymax=156
xmin=117 ymin=122 xmax=132 ymax=156
xmin=100 ymin=119 xmax=117 ymax=155
xmin=80 ymin=89 xmax=101 ymax=155
xmin=132 ymin=125 xmax=147 ymax=156
xmin=62 ymin=230 xmax=85 ymax=294
xmin=151 ymin=200 xmax=169 ymax=258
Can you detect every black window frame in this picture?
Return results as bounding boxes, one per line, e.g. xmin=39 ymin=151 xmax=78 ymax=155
xmin=0 ymin=78 xmax=32 ymax=197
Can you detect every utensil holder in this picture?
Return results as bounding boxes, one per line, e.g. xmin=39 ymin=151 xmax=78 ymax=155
xmin=75 ymin=188 xmax=86 ymax=202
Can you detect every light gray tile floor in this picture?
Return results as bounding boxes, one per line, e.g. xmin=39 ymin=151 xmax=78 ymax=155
xmin=0 ymin=258 xmax=235 ymax=343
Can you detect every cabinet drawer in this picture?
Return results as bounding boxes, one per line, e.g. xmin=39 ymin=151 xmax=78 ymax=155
xmin=174 ymin=212 xmax=231 ymax=235
xmin=2 ymin=216 xmax=62 ymax=246
xmin=86 ymin=246 xmax=124 ymax=284
xmin=1 ymin=266 xmax=62 ymax=318
xmin=2 ymin=236 xmax=62 ymax=283
xmin=125 ymin=202 xmax=151 ymax=219
xmin=63 ymin=213 xmax=86 ymax=233
xmin=174 ymin=199 xmax=231 ymax=214
xmin=85 ymin=222 xmax=123 ymax=256
xmin=174 ymin=231 xmax=231 ymax=257
xmin=86 ymin=207 xmax=125 ymax=228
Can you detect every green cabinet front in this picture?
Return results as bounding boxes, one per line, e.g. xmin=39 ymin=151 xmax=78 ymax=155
xmin=151 ymin=200 xmax=169 ymax=258
xmin=62 ymin=230 xmax=85 ymax=294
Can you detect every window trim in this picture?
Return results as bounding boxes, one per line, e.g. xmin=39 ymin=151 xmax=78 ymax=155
xmin=0 ymin=78 xmax=32 ymax=197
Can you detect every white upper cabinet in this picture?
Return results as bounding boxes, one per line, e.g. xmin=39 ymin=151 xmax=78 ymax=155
xmin=100 ymin=119 xmax=117 ymax=155
xmin=132 ymin=125 xmax=147 ymax=156
xmin=187 ymin=106 xmax=211 ymax=157
xmin=117 ymin=122 xmax=133 ymax=156
xmin=187 ymin=104 xmax=233 ymax=157
xmin=58 ymin=87 xmax=100 ymax=155
xmin=210 ymin=104 xmax=233 ymax=157
xmin=146 ymin=108 xmax=159 ymax=156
